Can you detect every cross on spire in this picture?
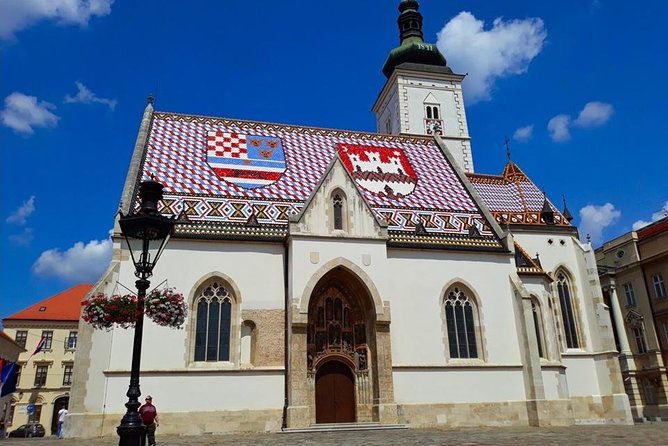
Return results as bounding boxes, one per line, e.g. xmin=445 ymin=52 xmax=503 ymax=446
xmin=504 ymin=136 xmax=512 ymax=161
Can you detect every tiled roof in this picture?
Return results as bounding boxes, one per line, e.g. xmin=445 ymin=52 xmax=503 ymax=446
xmin=135 ymin=112 xmax=502 ymax=249
xmin=514 ymin=242 xmax=550 ymax=279
xmin=467 ymin=162 xmax=570 ymax=227
xmin=637 ymin=216 xmax=668 ymax=241
xmin=3 ymin=284 xmax=93 ymax=322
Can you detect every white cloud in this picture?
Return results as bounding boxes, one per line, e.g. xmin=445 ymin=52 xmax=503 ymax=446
xmin=579 ymin=203 xmax=621 ymax=245
xmin=64 ymin=81 xmax=117 ymax=110
xmin=436 ymin=11 xmax=546 ymax=103
xmin=0 ymin=92 xmax=59 ymax=134
xmin=548 ymin=102 xmax=614 ymax=142
xmin=573 ymin=101 xmax=614 ymax=128
xmin=547 ymin=114 xmax=571 ymax=142
xmin=0 ymin=0 xmax=113 ymax=39
xmin=632 ymin=200 xmax=668 ymax=230
xmin=9 ymin=228 xmax=34 ymax=246
xmin=32 ymin=238 xmax=112 ymax=282
xmin=7 ymin=195 xmax=36 ymax=225
xmin=513 ymin=124 xmax=534 ymax=142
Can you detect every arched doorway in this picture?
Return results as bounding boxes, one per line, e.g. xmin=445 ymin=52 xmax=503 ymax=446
xmin=315 ymin=360 xmax=355 ymax=423
xmin=51 ymin=396 xmax=68 ymax=435
xmin=308 ymin=279 xmax=370 ymax=424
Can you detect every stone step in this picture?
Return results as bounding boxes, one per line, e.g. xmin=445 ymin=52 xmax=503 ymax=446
xmin=281 ymin=422 xmax=408 ymax=433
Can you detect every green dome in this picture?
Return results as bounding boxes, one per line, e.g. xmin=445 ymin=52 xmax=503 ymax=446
xmin=382 ymin=0 xmax=451 ymax=78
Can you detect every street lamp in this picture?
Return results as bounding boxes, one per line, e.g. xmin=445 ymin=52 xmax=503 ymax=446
xmin=116 ymin=180 xmax=175 ymax=446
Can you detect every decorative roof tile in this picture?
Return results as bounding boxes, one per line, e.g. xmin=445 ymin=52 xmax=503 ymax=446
xmin=135 ymin=112 xmax=502 ymax=248
xmin=467 ymin=162 xmax=570 ymax=227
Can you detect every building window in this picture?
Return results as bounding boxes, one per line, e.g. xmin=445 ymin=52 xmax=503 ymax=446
xmin=385 ymin=117 xmax=392 ymax=134
xmin=65 ymin=331 xmax=78 ymax=350
xmin=444 ymin=286 xmax=479 ymax=359
xmin=14 ymin=331 xmax=27 ymax=348
xmin=15 ymin=364 xmax=22 ymax=386
xmin=8 ymin=400 xmax=16 ymax=424
xmin=531 ymin=300 xmax=545 ymax=358
xmin=41 ymin=331 xmax=53 ymax=350
xmin=623 ymin=283 xmax=636 ymax=306
xmin=63 ymin=364 xmax=73 ymax=386
xmin=633 ymin=326 xmax=648 ymax=354
xmin=34 ymin=365 xmax=48 ymax=387
xmin=642 ymin=378 xmax=656 ymax=405
xmin=652 ymin=273 xmax=666 ymax=298
xmin=194 ymin=281 xmax=234 ymax=362
xmin=425 ymin=104 xmax=440 ymax=119
xmin=663 ymin=322 xmax=668 ymax=344
xmin=333 ymin=194 xmax=343 ymax=230
xmin=29 ymin=402 xmax=42 ymax=423
xmin=556 ymin=271 xmax=580 ymax=349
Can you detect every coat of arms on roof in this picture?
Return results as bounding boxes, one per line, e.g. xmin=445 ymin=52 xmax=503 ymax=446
xmin=206 ymin=131 xmax=287 ymax=189
xmin=337 ymin=144 xmax=417 ymax=198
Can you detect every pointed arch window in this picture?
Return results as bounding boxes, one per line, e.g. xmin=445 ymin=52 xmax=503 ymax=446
xmin=444 ymin=287 xmax=479 ymax=359
xmin=556 ymin=271 xmax=580 ymax=349
xmin=331 ymin=190 xmax=348 ymax=232
xmin=194 ymin=281 xmax=234 ymax=362
xmin=531 ymin=299 xmax=545 ymax=359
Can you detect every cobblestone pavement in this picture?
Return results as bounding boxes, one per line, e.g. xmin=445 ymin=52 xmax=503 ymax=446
xmin=2 ymin=424 xmax=666 ymax=446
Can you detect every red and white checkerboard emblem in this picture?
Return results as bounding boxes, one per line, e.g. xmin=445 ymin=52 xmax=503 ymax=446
xmin=206 ymin=130 xmax=287 ymax=189
xmin=207 ymin=131 xmax=248 ymax=159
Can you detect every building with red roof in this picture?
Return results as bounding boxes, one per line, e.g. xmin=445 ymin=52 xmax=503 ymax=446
xmin=68 ymin=1 xmax=631 ymax=438
xmin=596 ymin=216 xmax=668 ymax=421
xmin=2 ymin=284 xmax=92 ymax=435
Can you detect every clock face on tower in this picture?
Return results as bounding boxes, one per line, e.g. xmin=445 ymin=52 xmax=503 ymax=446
xmin=425 ymin=118 xmax=443 ymax=136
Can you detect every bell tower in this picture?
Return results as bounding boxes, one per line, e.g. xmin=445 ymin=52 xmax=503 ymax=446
xmin=373 ymin=0 xmax=474 ymax=172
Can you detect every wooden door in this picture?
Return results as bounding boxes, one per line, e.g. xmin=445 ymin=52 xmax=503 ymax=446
xmin=315 ymin=360 xmax=355 ymax=423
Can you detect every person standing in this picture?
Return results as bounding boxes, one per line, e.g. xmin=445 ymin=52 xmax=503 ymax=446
xmin=138 ymin=395 xmax=159 ymax=446
xmin=56 ymin=407 xmax=68 ymax=439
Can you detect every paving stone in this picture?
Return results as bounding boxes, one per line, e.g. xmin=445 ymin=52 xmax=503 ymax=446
xmin=3 ymin=424 xmax=666 ymax=446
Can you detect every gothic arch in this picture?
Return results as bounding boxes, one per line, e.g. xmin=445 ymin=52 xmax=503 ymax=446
xmin=552 ymin=266 xmax=583 ymax=349
xmin=298 ymin=257 xmax=386 ymax=321
xmin=439 ymin=280 xmax=485 ymax=361
xmin=186 ymin=272 xmax=242 ymax=366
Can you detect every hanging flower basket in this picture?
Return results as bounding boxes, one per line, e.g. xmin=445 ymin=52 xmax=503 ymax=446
xmin=145 ymin=288 xmax=187 ymax=329
xmin=82 ymin=289 xmax=187 ymax=330
xmin=81 ymin=293 xmax=138 ymax=330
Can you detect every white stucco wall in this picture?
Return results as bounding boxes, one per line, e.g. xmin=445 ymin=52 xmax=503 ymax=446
xmin=101 ymin=372 xmax=284 ymax=412
xmin=393 ymin=368 xmax=526 ymax=403
xmin=562 ymin=356 xmax=601 ymax=396
xmin=386 ymin=249 xmax=522 ymax=366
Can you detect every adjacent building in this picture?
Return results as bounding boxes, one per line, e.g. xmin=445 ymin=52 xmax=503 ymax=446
xmin=1 ymin=284 xmax=92 ymax=435
xmin=1 ymin=331 xmax=24 ymax=428
xmin=68 ymin=1 xmax=632 ymax=437
xmin=597 ymin=216 xmax=668 ymax=420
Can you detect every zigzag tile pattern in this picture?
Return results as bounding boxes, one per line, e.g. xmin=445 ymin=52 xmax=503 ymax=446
xmin=139 ymin=112 xmax=497 ymax=239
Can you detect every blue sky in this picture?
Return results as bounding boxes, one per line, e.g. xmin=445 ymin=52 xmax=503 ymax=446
xmin=1 ymin=0 xmax=667 ymax=317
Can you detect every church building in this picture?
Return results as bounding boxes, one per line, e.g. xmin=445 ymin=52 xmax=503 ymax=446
xmin=68 ymin=1 xmax=633 ymax=437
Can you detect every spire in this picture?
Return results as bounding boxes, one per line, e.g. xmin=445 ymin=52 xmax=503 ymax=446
xmin=540 ymin=190 xmax=555 ymax=225
xmin=382 ymin=1 xmax=451 ymax=78
xmin=562 ymin=195 xmax=574 ymax=222
xmin=504 ymin=136 xmax=512 ymax=161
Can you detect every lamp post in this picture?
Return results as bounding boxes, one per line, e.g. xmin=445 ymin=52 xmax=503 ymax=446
xmin=116 ymin=180 xmax=175 ymax=446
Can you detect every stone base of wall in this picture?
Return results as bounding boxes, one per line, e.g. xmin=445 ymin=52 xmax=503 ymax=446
xmin=65 ymin=408 xmax=283 ymax=439
xmin=570 ymin=394 xmax=634 ymax=425
xmin=396 ymin=397 xmax=630 ymax=428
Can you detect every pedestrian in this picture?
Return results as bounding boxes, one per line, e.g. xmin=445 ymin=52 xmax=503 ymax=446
xmin=57 ymin=406 xmax=68 ymax=439
xmin=138 ymin=395 xmax=159 ymax=446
